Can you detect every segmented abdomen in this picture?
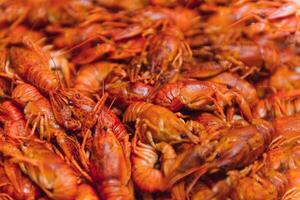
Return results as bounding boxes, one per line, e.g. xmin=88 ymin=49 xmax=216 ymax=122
xmin=12 ymin=83 xmax=43 ymax=105
xmin=1 ymin=101 xmax=24 ymax=121
xmin=123 ymin=102 xmax=152 ymax=122
xmin=10 ymin=47 xmax=59 ymax=93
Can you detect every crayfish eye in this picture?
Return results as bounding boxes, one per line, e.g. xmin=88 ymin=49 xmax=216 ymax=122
xmin=180 ymin=134 xmax=187 ymax=139
xmin=215 ymin=152 xmax=221 ymax=159
xmin=68 ymin=100 xmax=74 ymax=105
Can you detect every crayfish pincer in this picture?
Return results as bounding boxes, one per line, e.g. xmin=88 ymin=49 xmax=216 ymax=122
xmin=123 ymin=102 xmax=200 ymax=145
xmin=166 ymin=119 xmax=274 ymax=194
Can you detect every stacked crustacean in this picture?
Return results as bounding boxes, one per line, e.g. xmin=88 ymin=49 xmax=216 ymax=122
xmin=1 ymin=0 xmax=300 ymax=199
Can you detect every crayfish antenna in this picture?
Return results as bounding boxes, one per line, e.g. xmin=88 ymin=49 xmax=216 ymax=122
xmin=53 ymin=49 xmax=73 ymax=88
xmin=62 ymin=34 xmax=110 ymax=55
xmin=186 ymin=164 xmax=211 ymax=196
xmin=108 ymin=97 xmax=116 ymax=112
xmin=93 ymin=92 xmax=108 ymax=113
xmin=51 ymin=56 xmax=65 ymax=90
xmin=167 ymin=163 xmax=209 ymax=190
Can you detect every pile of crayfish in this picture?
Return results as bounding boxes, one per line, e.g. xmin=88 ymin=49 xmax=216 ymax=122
xmin=1 ymin=0 xmax=300 ymax=199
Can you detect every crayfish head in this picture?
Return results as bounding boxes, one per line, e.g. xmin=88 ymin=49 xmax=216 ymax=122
xmin=56 ymin=88 xmax=94 ymax=107
xmin=49 ymin=90 xmax=81 ymax=131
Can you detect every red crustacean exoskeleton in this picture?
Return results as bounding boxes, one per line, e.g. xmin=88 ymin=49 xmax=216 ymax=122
xmin=2 ymin=25 xmax=45 ymax=46
xmin=194 ymin=112 xmax=230 ymax=134
xmin=227 ymin=41 xmax=264 ymax=68
xmin=69 ymin=33 xmax=148 ymax=64
xmin=12 ymin=83 xmax=92 ymax=180
xmin=166 ymin=119 xmax=273 ymax=195
xmin=95 ymin=106 xmax=132 ymax=178
xmin=154 ymin=79 xmax=253 ymax=120
xmin=95 ymin=0 xmax=147 ymax=11
xmin=183 ymin=60 xmax=233 ymax=79
xmin=49 ymin=88 xmax=103 ymax=131
xmin=109 ymin=36 xmax=148 ymax=60
xmin=0 ymin=0 xmax=94 ymax=28
xmin=12 ymin=83 xmax=60 ymax=139
xmin=147 ymin=25 xmax=192 ymax=77
xmin=190 ymin=127 xmax=300 ymax=200
xmin=262 ymin=139 xmax=300 ymax=200
xmin=231 ymin=171 xmax=286 ymax=200
xmin=75 ymin=184 xmax=100 ymax=200
xmin=106 ymin=81 xmax=153 ymax=108
xmin=71 ymin=40 xmax=116 ymax=65
xmin=272 ymin=114 xmax=300 ymax=140
xmin=0 ymin=48 xmax=11 ymax=98
xmin=54 ymin=130 xmax=92 ymax=180
xmin=209 ymin=72 xmax=259 ymax=106
xmin=253 ymin=89 xmax=300 ymax=119
xmin=74 ymin=62 xmax=126 ymax=97
xmin=98 ymin=105 xmax=131 ymax=146
xmin=265 ymin=144 xmax=300 ymax=175
xmin=283 ymin=168 xmax=300 ymax=200
xmin=95 ymin=6 xmax=200 ymax=42
xmin=90 ymin=121 xmax=134 ymax=200
xmin=191 ymin=156 xmax=288 ymax=200
xmin=130 ymin=6 xmax=201 ymax=36
xmin=194 ymin=112 xmax=249 ymax=136
xmin=0 ymin=158 xmax=41 ymax=200
xmin=224 ymin=0 xmax=300 ymax=72
xmin=123 ymin=102 xmax=200 ymax=145
xmin=47 ymin=23 xmax=111 ymax=48
xmin=190 ymin=168 xmax=276 ymax=200
xmin=8 ymin=36 xmax=74 ymax=89
xmin=231 ymin=169 xmax=286 ymax=200
xmin=0 ymin=138 xmax=79 ymax=200
xmin=50 ymin=88 xmax=129 ymax=166
xmin=266 ymin=0 xmax=300 ymax=39
xmin=268 ymin=66 xmax=300 ymax=91
xmin=261 ymin=137 xmax=300 ymax=176
xmin=131 ymin=133 xmax=176 ymax=192
xmin=0 ymin=101 xmax=30 ymax=138
xmin=2 ymin=1 xmax=300 ymax=199
xmin=9 ymin=43 xmax=59 ymax=94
